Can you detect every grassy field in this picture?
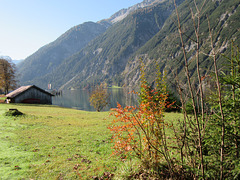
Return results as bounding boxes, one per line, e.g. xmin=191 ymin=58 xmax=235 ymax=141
xmin=0 ymin=103 xmax=181 ymax=179
xmin=0 ymin=103 xmax=122 ymax=179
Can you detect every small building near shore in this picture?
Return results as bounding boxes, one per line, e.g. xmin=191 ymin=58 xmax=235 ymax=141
xmin=6 ymin=85 xmax=54 ymax=104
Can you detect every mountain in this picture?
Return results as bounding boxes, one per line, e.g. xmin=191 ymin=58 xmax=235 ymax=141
xmin=99 ymin=0 xmax=165 ymax=24
xmin=123 ymin=0 xmax=240 ymax=87
xmin=0 ymin=56 xmax=14 ymax=62
xmin=18 ymin=0 xmax=240 ymax=90
xmin=26 ymin=0 xmax=184 ymax=90
xmin=0 ymin=55 xmax=23 ymax=65
xmin=17 ymin=0 xmax=167 ymax=88
xmin=12 ymin=60 xmax=23 ymax=65
xmin=17 ymin=22 xmax=107 ymax=83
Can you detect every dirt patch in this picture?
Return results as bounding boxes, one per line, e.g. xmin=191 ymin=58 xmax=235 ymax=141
xmin=4 ymin=109 xmax=24 ymax=116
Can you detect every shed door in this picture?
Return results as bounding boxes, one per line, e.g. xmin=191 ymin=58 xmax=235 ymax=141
xmin=21 ymin=98 xmax=41 ymax=104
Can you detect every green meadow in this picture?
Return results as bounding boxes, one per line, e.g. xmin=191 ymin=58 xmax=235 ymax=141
xmin=0 ymin=103 xmax=181 ymax=179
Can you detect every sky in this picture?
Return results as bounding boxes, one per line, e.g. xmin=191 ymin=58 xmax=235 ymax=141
xmin=0 ymin=0 xmax=143 ymax=60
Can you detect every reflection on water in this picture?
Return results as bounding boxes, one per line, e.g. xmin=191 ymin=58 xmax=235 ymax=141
xmin=52 ymin=88 xmax=138 ymax=111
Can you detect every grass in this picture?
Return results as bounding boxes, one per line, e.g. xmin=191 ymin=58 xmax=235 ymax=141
xmin=0 ymin=103 xmax=182 ymax=179
xmin=0 ymin=103 xmax=122 ymax=179
xmin=109 ymin=85 xmax=122 ymax=89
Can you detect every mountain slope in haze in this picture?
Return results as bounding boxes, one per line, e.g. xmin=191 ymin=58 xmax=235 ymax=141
xmin=17 ymin=22 xmax=107 ymax=83
xmin=32 ymin=0 xmax=183 ymax=90
xmin=0 ymin=56 xmax=23 ymax=65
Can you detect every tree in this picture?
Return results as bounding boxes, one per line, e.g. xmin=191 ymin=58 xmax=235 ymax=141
xmin=173 ymin=0 xmax=239 ymax=178
xmin=0 ymin=58 xmax=17 ymax=94
xmin=206 ymin=42 xmax=240 ymax=179
xmin=89 ymin=83 xmax=110 ymax=112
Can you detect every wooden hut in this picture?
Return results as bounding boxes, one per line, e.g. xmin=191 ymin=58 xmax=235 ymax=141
xmin=6 ymin=85 xmax=54 ymax=104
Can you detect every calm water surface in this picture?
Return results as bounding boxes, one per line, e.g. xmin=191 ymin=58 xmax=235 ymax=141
xmin=52 ymin=88 xmax=138 ymax=111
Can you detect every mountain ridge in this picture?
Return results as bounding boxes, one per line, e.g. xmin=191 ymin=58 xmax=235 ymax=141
xmin=17 ymin=0 xmax=240 ymax=90
xmin=18 ymin=0 xmax=170 ymax=88
xmin=17 ymin=21 xmax=107 ymax=83
xmin=99 ymin=0 xmax=165 ymax=24
xmin=24 ymin=0 xmax=182 ymax=90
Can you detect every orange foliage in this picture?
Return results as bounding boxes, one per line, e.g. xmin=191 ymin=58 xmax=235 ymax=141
xmin=109 ymin=68 xmax=171 ymax=163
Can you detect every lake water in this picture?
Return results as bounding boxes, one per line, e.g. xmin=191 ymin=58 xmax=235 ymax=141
xmin=52 ymin=88 xmax=138 ymax=111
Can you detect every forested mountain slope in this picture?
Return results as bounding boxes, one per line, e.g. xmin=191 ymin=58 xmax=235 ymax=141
xmin=17 ymin=22 xmax=107 ymax=83
xmin=25 ymin=0 xmax=184 ymax=89
xmin=17 ymin=0 xmax=167 ymax=88
xmin=18 ymin=0 xmax=240 ymax=90
xmin=123 ymin=0 xmax=240 ymax=87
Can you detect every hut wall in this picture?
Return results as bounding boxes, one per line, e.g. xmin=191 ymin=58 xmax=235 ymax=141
xmin=14 ymin=87 xmax=52 ymax=104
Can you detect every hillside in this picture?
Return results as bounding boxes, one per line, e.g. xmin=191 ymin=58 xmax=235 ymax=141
xmin=18 ymin=0 xmax=240 ymax=90
xmin=22 ymin=0 xmax=184 ymax=89
xmin=17 ymin=0 xmax=167 ymax=88
xmin=17 ymin=22 xmax=107 ymax=83
xmin=123 ymin=0 xmax=240 ymax=87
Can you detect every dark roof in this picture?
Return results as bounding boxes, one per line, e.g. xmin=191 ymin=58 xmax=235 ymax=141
xmin=6 ymin=85 xmax=54 ymax=98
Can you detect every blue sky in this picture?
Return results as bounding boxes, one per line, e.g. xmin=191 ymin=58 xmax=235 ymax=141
xmin=0 ymin=0 xmax=142 ymax=60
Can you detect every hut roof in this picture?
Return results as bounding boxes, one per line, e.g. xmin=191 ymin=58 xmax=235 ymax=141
xmin=6 ymin=85 xmax=53 ymax=98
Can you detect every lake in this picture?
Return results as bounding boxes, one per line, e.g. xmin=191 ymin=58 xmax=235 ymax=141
xmin=52 ymin=88 xmax=138 ymax=111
